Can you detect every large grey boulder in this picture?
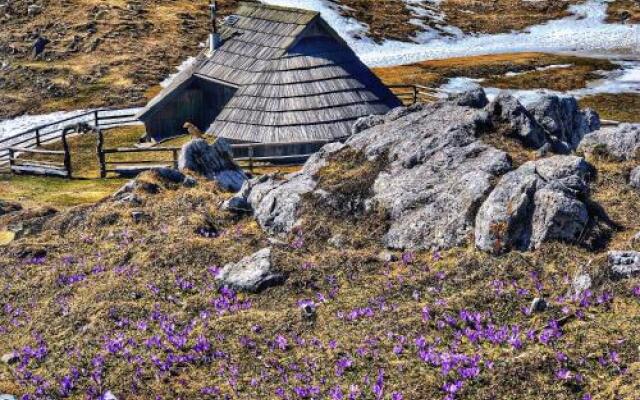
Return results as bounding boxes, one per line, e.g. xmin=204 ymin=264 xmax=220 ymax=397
xmin=629 ymin=167 xmax=640 ymax=189
xmin=247 ymin=143 xmax=344 ymax=235
xmin=487 ymin=93 xmax=547 ymax=148
xmin=528 ymin=95 xmax=600 ymax=151
xmin=450 ymin=87 xmax=489 ymax=109
xmin=475 ymin=156 xmax=592 ymax=254
xmin=178 ymin=138 xmax=247 ymax=192
xmin=216 ymin=248 xmax=284 ymax=292
xmin=578 ymin=124 xmax=640 ymax=161
xmin=348 ymin=101 xmax=511 ymax=250
xmin=608 ymin=251 xmax=640 ymax=278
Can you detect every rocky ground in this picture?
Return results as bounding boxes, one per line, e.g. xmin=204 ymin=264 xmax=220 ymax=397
xmin=1 ymin=91 xmax=640 ymax=399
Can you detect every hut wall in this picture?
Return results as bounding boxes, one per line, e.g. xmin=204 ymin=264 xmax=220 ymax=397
xmin=199 ymin=79 xmax=237 ymax=136
xmin=142 ymin=78 xmax=236 ymax=142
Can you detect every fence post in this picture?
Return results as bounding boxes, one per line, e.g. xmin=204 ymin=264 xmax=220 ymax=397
xmin=62 ymin=128 xmax=72 ymax=179
xmin=172 ymin=149 xmax=179 ymax=169
xmin=412 ymin=86 xmax=418 ymax=105
xmin=94 ymin=110 xmax=99 ymax=129
xmin=96 ymin=129 xmax=106 ymax=179
xmin=8 ymin=149 xmax=14 ymax=170
xmin=35 ymin=128 xmax=41 ymax=147
xmin=248 ymin=146 xmax=254 ymax=173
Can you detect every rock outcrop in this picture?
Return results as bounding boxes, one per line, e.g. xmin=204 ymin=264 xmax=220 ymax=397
xmin=578 ymin=124 xmax=640 ymax=160
xmin=249 ymin=98 xmax=511 ymax=249
xmin=240 ymin=89 xmax=605 ymax=253
xmin=527 ymin=95 xmax=600 ymax=151
xmin=488 ymin=93 xmax=547 ymax=148
xmin=475 ymin=156 xmax=592 ymax=254
xmin=246 ymin=143 xmax=344 ymax=235
xmin=608 ymin=251 xmax=640 ymax=278
xmin=487 ymin=93 xmax=600 ymax=151
xmin=215 ymin=248 xmax=284 ymax=292
xmin=630 ymin=167 xmax=640 ymax=189
xmin=178 ymin=138 xmax=247 ymax=192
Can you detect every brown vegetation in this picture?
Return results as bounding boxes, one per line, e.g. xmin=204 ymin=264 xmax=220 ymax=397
xmin=606 ymin=0 xmax=640 ymax=24
xmin=579 ymin=93 xmax=640 ymax=123
xmin=373 ymin=52 xmax=616 ymax=90
xmin=1 ymin=136 xmax=640 ymax=399
xmin=441 ymin=0 xmax=579 ymax=34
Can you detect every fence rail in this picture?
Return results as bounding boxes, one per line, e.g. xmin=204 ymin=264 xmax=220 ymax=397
xmin=7 ymin=127 xmax=73 ymax=178
xmin=0 ymin=108 xmax=140 ymax=170
xmin=387 ymin=84 xmax=446 ymax=105
xmin=97 ymin=139 xmax=331 ymax=177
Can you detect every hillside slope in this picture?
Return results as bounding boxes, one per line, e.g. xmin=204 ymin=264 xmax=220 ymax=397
xmin=1 ymin=0 xmax=637 ymax=119
xmin=1 ymin=92 xmax=640 ymax=399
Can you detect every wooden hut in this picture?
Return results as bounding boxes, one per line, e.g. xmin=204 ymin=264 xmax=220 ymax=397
xmin=136 ymin=1 xmax=400 ymax=154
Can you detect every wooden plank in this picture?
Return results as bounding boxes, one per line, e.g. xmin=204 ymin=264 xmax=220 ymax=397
xmin=13 ymin=159 xmax=66 ymax=168
xmin=8 ymin=147 xmax=65 ymax=155
xmin=103 ymin=147 xmax=179 ymax=154
xmin=107 ymin=160 xmax=175 ymax=165
xmin=11 ymin=165 xmax=69 ymax=177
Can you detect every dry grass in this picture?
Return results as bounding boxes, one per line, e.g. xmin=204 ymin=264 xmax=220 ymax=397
xmin=0 ymin=0 xmax=240 ymax=117
xmin=1 ymin=136 xmax=640 ymax=398
xmin=441 ymin=0 xmax=579 ymax=34
xmin=606 ymin=0 xmax=640 ymax=23
xmin=373 ymin=52 xmax=616 ymax=88
xmin=579 ymin=93 xmax=640 ymax=123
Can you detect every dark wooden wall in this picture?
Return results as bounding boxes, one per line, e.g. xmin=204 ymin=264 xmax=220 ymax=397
xmin=142 ymin=78 xmax=236 ymax=142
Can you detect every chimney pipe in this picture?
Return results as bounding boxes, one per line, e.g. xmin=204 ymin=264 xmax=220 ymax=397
xmin=209 ymin=0 xmax=221 ymax=53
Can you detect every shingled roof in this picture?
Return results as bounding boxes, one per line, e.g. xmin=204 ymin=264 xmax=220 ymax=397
xmin=137 ymin=1 xmax=400 ymax=143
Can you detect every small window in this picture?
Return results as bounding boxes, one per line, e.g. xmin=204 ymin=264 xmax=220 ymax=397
xmin=223 ymin=15 xmax=240 ymax=26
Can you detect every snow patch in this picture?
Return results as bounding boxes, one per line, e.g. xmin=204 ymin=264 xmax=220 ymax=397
xmin=262 ymin=0 xmax=640 ymax=67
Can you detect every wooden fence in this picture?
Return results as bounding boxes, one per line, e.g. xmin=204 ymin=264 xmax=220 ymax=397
xmin=0 ymin=108 xmax=139 ymax=170
xmin=387 ymin=84 xmax=446 ymax=105
xmin=97 ymin=138 xmax=331 ymax=177
xmin=7 ymin=125 xmax=74 ymax=178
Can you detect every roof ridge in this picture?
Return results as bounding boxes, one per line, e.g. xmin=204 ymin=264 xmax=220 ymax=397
xmin=237 ymin=1 xmax=320 ymax=16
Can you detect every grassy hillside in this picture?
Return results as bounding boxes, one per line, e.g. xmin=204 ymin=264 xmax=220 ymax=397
xmin=1 ymin=134 xmax=639 ymax=399
xmin=1 ymin=0 xmax=634 ymax=118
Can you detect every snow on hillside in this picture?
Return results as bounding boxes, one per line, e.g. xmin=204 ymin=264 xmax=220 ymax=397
xmin=262 ymin=0 xmax=640 ymax=66
xmin=1 ymin=0 xmax=638 ymax=142
xmin=440 ymin=61 xmax=640 ymax=106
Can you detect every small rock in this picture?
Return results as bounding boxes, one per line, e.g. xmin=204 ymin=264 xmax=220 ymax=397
xmin=571 ymin=271 xmax=593 ymax=296
xmin=608 ymin=251 xmax=640 ymax=278
xmin=153 ymin=167 xmax=186 ymax=184
xmin=377 ymin=251 xmax=399 ymax=263
xmin=300 ymin=303 xmax=317 ymax=325
xmin=178 ymin=138 xmax=247 ymax=192
xmin=328 ymin=234 xmax=347 ymax=248
xmin=101 ymin=391 xmax=118 ymax=400
xmin=578 ymin=123 xmax=640 ymax=161
xmin=450 ymin=87 xmax=488 ymax=109
xmin=475 ymin=155 xmax=592 ymax=254
xmin=630 ymin=167 xmax=640 ymax=189
xmin=216 ymin=248 xmax=284 ymax=293
xmin=131 ymin=211 xmax=150 ymax=224
xmin=0 ymin=200 xmax=21 ymax=216
xmin=528 ymin=297 xmax=548 ymax=314
xmin=352 ymin=114 xmax=385 ymax=135
xmin=32 ymin=36 xmax=49 ymax=58
xmin=27 ymin=4 xmax=42 ymax=16
xmin=1 ymin=352 xmax=18 ymax=365
xmin=221 ymin=196 xmax=252 ymax=213
xmin=182 ymin=176 xmax=198 ymax=188
xmin=527 ymin=95 xmax=600 ymax=151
